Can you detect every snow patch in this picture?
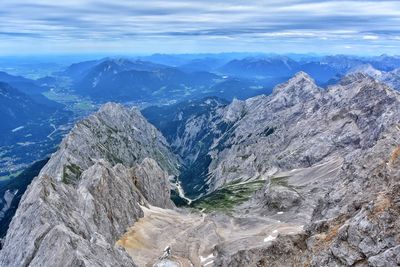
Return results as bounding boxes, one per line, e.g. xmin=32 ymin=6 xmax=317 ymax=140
xmin=200 ymin=253 xmax=214 ymax=263
xmin=263 ymin=235 xmax=276 ymax=243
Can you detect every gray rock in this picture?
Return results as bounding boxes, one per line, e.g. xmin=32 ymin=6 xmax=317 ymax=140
xmin=264 ymin=185 xmax=301 ymax=210
xmin=349 ymin=64 xmax=400 ymax=91
xmin=194 ymin=72 xmax=400 ymax=266
xmin=368 ymin=245 xmax=400 ymax=267
xmin=133 ymin=158 xmax=174 ymax=209
xmin=0 ymin=103 xmax=179 ymax=267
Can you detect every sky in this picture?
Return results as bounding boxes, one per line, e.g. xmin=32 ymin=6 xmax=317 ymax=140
xmin=1 ymin=0 xmax=400 ymax=55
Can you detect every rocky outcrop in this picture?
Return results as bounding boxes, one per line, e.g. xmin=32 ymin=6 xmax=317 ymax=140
xmin=349 ymin=64 xmax=400 ymax=91
xmin=40 ymin=102 xmax=178 ymax=182
xmin=133 ymin=158 xmax=174 ymax=209
xmin=206 ymin=72 xmax=399 ymax=191
xmin=143 ymin=72 xmax=400 ymax=266
xmin=214 ymin=233 xmax=308 ymax=267
xmin=0 ymin=103 xmax=178 ymax=267
xmin=209 ymin=73 xmax=400 ymax=265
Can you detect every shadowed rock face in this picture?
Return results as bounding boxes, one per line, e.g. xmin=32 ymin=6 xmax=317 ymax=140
xmin=0 ymin=103 xmax=179 ymax=267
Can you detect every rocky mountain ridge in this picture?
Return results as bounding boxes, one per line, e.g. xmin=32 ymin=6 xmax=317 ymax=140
xmin=146 ymin=72 xmax=399 ymax=195
xmin=141 ymin=72 xmax=400 ymax=266
xmin=1 ymin=72 xmax=399 ymax=266
xmin=206 ymin=72 xmax=399 ymax=190
xmin=349 ymin=64 xmax=400 ymax=91
xmin=0 ymin=103 xmax=179 ymax=266
xmin=209 ymin=72 xmax=400 ymax=266
xmin=65 ymin=58 xmax=269 ymax=103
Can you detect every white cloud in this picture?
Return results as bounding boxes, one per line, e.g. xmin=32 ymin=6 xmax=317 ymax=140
xmin=363 ymin=35 xmax=379 ymax=40
xmin=0 ymin=0 xmax=399 ymax=54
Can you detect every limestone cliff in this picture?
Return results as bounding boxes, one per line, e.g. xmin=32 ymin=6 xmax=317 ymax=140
xmin=0 ymin=103 xmax=178 ymax=267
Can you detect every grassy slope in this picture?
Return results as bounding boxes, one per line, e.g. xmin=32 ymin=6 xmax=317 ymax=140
xmin=191 ymin=179 xmax=265 ymax=213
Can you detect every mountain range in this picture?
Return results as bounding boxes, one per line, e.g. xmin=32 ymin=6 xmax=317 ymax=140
xmin=54 ymin=54 xmax=400 ymax=107
xmin=1 ymin=71 xmax=399 ymax=266
xmin=59 ymin=58 xmax=269 ymax=103
xmin=217 ymin=54 xmax=400 ymax=86
xmin=0 ymin=71 xmax=45 ymax=95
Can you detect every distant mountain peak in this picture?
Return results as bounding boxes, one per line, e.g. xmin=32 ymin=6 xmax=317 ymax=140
xmin=328 ymin=71 xmax=399 ymax=109
xmin=273 ymin=71 xmax=318 ymax=95
xmin=267 ymin=72 xmax=321 ymax=110
xmin=348 ymin=63 xmax=382 ymax=76
xmin=339 ymin=72 xmax=376 ymax=85
xmin=292 ymin=71 xmax=313 ymax=81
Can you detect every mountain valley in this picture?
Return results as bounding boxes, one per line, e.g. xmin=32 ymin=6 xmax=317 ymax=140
xmin=0 ymin=69 xmax=399 ymax=266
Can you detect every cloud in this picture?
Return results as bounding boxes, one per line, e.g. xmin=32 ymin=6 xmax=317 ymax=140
xmin=363 ymin=35 xmax=379 ymax=40
xmin=0 ymin=0 xmax=399 ymax=54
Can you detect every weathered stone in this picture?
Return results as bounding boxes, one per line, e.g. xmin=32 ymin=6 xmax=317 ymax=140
xmin=0 ymin=103 xmax=179 ymax=267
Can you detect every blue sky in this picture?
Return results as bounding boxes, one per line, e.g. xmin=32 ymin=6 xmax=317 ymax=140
xmin=1 ymin=0 xmax=400 ymax=55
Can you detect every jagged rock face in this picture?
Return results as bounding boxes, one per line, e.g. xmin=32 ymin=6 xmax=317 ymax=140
xmin=143 ymin=72 xmax=400 ymax=266
xmin=349 ymin=64 xmax=400 ymax=91
xmin=303 ymin=132 xmax=400 ymax=266
xmin=0 ymin=103 xmax=179 ymax=267
xmin=40 ymin=102 xmax=178 ymax=183
xmin=206 ymin=72 xmax=399 ymax=191
xmin=207 ymin=73 xmax=400 ymax=266
xmin=133 ymin=158 xmax=175 ymax=209
xmin=381 ymin=68 xmax=400 ymax=91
